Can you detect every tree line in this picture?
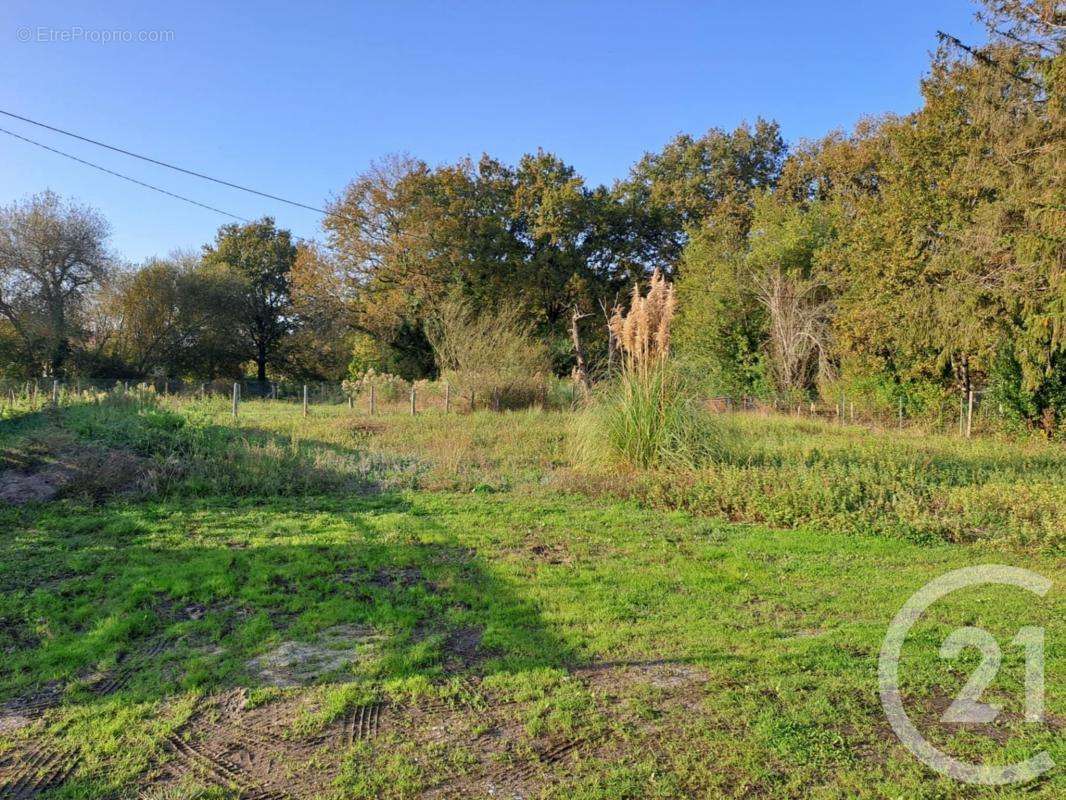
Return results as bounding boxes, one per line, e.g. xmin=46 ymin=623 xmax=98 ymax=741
xmin=1 ymin=1 xmax=1062 ymax=429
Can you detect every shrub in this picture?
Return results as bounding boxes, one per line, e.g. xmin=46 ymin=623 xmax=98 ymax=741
xmin=426 ymin=295 xmax=551 ymax=410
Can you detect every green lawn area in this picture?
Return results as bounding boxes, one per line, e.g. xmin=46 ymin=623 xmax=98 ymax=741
xmin=0 ymin=396 xmax=1062 ymax=798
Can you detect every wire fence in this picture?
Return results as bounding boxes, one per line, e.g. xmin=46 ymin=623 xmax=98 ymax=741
xmin=0 ymin=376 xmax=1021 ymax=439
xmin=707 ymin=388 xmax=1005 ymax=437
xmin=0 ymin=376 xmax=580 ymax=418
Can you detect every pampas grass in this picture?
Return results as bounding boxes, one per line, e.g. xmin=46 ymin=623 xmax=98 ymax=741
xmin=571 ymin=363 xmax=724 ymax=469
xmin=576 ymin=270 xmax=723 ymax=470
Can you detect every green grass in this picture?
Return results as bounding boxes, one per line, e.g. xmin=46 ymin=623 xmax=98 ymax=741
xmin=0 ymin=396 xmax=1062 ymax=797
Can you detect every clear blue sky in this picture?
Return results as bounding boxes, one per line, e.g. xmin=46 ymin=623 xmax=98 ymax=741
xmin=1 ymin=1 xmax=986 ymax=263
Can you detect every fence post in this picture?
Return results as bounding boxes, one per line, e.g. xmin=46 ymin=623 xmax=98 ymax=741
xmin=966 ymin=388 xmax=974 ymax=438
xmin=370 ymin=384 xmax=376 ymax=415
xmin=51 ymin=379 xmax=59 ymax=408
xmin=898 ymin=396 xmax=904 ymax=431
xmin=444 ymin=382 xmax=450 ymax=413
xmin=959 ymin=392 xmax=965 ymax=436
xmin=232 ymin=383 xmax=239 ymax=418
xmin=410 ymin=384 xmax=416 ymax=415
xmin=347 ymin=393 xmax=353 ymax=410
xmin=303 ymin=384 xmax=308 ymax=417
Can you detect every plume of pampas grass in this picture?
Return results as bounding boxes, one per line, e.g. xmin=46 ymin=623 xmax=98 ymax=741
xmin=608 ymin=269 xmax=676 ymax=375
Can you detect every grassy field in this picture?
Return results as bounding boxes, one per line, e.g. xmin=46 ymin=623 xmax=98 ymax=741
xmin=0 ymin=395 xmax=1062 ymax=798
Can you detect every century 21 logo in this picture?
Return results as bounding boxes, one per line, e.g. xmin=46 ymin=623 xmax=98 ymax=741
xmin=879 ymin=565 xmax=1054 ymax=785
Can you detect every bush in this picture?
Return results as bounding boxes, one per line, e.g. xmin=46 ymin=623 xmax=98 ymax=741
xmin=343 ymin=368 xmax=408 ymax=402
xmin=426 ymin=295 xmax=551 ymax=410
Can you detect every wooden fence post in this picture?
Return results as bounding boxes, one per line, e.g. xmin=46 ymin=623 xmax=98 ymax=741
xmin=370 ymin=384 xmax=376 ymax=415
xmin=347 ymin=393 xmax=353 ymax=410
xmin=410 ymin=384 xmax=416 ymax=415
xmin=51 ymin=380 xmax=59 ymax=408
xmin=959 ymin=392 xmax=965 ymax=436
xmin=898 ymin=396 xmax=904 ymax=431
xmin=232 ymin=383 xmax=239 ymax=418
xmin=303 ymin=384 xmax=308 ymax=417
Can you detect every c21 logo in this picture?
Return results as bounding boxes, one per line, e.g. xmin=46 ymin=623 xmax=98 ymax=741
xmin=879 ymin=565 xmax=1054 ymax=785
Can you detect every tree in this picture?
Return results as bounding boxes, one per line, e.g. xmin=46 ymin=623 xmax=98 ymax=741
xmin=105 ymin=252 xmax=245 ymax=379
xmin=0 ymin=191 xmax=112 ymax=375
xmin=202 ymin=218 xmax=296 ymax=381
xmin=619 ymin=118 xmax=788 ymax=270
xmin=280 ymin=243 xmax=354 ymax=380
xmin=326 ymin=152 xmax=637 ymax=378
xmin=746 ymin=195 xmax=836 ymax=394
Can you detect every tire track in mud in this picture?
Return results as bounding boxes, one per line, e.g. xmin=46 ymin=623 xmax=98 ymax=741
xmin=343 ymin=702 xmax=382 ymax=746
xmin=164 ymin=733 xmax=293 ymax=798
xmin=88 ymin=637 xmax=172 ymax=697
xmin=489 ymin=732 xmax=601 ymax=786
xmin=0 ymin=742 xmax=79 ymax=799
xmin=159 ymin=693 xmax=333 ymax=800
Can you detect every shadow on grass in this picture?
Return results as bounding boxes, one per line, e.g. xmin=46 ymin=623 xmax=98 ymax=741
xmin=0 ymin=492 xmax=572 ymax=713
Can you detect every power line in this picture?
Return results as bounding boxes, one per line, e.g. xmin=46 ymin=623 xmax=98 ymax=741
xmin=0 ymin=126 xmax=249 ymax=222
xmin=0 ymin=108 xmax=333 ymax=217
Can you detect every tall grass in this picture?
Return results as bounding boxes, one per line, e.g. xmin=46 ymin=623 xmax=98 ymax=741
xmin=573 ymin=270 xmax=723 ymax=470
xmin=571 ymin=363 xmax=722 ymax=469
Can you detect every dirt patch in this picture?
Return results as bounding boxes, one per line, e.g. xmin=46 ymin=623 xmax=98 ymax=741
xmin=528 ymin=541 xmax=572 ymax=565
xmin=0 ymin=681 xmax=66 ymax=737
xmin=370 ymin=565 xmax=424 ymax=590
xmin=0 ymin=438 xmax=152 ymax=506
xmin=0 ymin=466 xmax=73 ymax=505
xmin=442 ymin=626 xmax=488 ymax=673
xmin=577 ymin=659 xmax=708 ymax=692
xmin=246 ymin=624 xmax=381 ymax=687
xmin=916 ymin=686 xmax=1064 ymax=745
xmin=150 ymin=689 xmax=340 ymax=798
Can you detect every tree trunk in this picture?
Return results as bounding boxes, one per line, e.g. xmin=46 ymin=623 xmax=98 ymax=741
xmin=570 ymin=306 xmax=591 ymax=394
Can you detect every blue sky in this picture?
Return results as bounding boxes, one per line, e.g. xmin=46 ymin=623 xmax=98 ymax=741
xmin=1 ymin=1 xmax=986 ymax=263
